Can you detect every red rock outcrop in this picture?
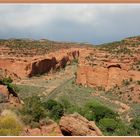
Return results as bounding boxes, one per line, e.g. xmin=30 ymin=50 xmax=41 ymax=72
xmin=0 ymin=48 xmax=80 ymax=79
xmin=59 ymin=113 xmax=103 ymax=136
xmin=0 ymin=84 xmax=21 ymax=105
xmin=0 ymin=85 xmax=9 ymax=103
xmin=0 ymin=85 xmax=9 ymax=97
xmin=28 ymin=57 xmax=58 ymax=77
xmin=76 ymin=65 xmax=108 ymax=88
xmin=0 ymin=85 xmax=21 ymax=106
xmin=27 ymin=49 xmax=79 ymax=77
xmin=24 ymin=120 xmax=62 ymax=136
xmin=76 ymin=63 xmax=140 ymax=90
xmin=0 ymin=58 xmax=28 ymax=80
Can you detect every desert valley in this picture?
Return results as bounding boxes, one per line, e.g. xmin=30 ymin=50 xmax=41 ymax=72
xmin=0 ymin=36 xmax=140 ymax=136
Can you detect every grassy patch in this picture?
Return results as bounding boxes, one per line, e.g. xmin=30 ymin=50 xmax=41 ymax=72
xmin=45 ymin=78 xmax=95 ymax=106
xmin=45 ymin=79 xmax=120 ymax=112
xmin=16 ymin=84 xmax=46 ymax=100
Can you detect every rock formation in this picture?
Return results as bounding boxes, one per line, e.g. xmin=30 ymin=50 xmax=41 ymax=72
xmin=0 ymin=48 xmax=80 ymax=80
xmin=76 ymin=64 xmax=140 ymax=90
xmin=59 ymin=113 xmax=103 ymax=136
xmin=0 ymin=85 xmax=9 ymax=103
xmin=0 ymin=84 xmax=21 ymax=106
xmin=76 ymin=45 xmax=140 ymax=90
xmin=24 ymin=120 xmax=62 ymax=136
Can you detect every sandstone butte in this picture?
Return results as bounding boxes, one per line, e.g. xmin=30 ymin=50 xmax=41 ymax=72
xmin=59 ymin=113 xmax=103 ymax=136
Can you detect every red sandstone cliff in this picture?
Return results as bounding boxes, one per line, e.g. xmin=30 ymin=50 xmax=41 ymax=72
xmin=0 ymin=48 xmax=80 ymax=80
xmin=76 ymin=46 xmax=140 ymax=90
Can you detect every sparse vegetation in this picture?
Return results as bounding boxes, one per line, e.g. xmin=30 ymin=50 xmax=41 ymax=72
xmin=132 ymin=60 xmax=140 ymax=71
xmin=99 ymin=118 xmax=118 ymax=134
xmin=137 ymin=80 xmax=140 ymax=85
xmin=83 ymin=101 xmax=118 ymax=122
xmin=20 ymin=96 xmax=46 ymax=124
xmin=99 ymin=118 xmax=131 ymax=136
xmin=43 ymin=99 xmax=64 ymax=121
xmin=131 ymin=117 xmax=140 ymax=135
xmin=0 ymin=39 xmax=92 ymax=57
xmin=16 ymin=84 xmax=46 ymax=99
xmin=71 ymin=58 xmax=78 ymax=65
xmin=123 ymin=79 xmax=130 ymax=86
xmin=0 ymin=110 xmax=23 ymax=136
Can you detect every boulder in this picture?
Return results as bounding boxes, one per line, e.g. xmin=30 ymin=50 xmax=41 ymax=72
xmin=25 ymin=121 xmax=62 ymax=136
xmin=59 ymin=113 xmax=103 ymax=136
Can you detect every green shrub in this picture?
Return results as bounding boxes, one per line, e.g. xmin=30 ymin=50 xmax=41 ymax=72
xmin=137 ymin=80 xmax=140 ymax=85
xmin=0 ymin=77 xmax=19 ymax=94
xmin=115 ymin=121 xmax=131 ymax=136
xmin=99 ymin=117 xmax=132 ymax=136
xmin=94 ymin=106 xmax=117 ymax=122
xmin=131 ymin=117 xmax=140 ymax=130
xmin=20 ymin=96 xmax=45 ymax=123
xmin=49 ymin=103 xmax=64 ymax=120
xmin=43 ymin=99 xmax=58 ymax=110
xmin=83 ymin=101 xmax=118 ymax=122
xmin=72 ymin=58 xmax=78 ymax=64
xmin=84 ymin=111 xmax=96 ymax=121
xmin=99 ymin=118 xmax=117 ymax=133
xmin=43 ymin=99 xmax=64 ymax=121
xmin=58 ymin=97 xmax=85 ymax=115
xmin=123 ymin=79 xmax=130 ymax=86
xmin=58 ymin=97 xmax=76 ymax=114
xmin=0 ymin=77 xmax=13 ymax=85
xmin=7 ymin=83 xmax=19 ymax=92
xmin=30 ymin=121 xmax=40 ymax=128
xmin=66 ymin=104 xmax=83 ymax=115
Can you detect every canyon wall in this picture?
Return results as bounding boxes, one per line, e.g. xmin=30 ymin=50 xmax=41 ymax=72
xmin=0 ymin=49 xmax=80 ymax=80
xmin=76 ymin=63 xmax=140 ymax=90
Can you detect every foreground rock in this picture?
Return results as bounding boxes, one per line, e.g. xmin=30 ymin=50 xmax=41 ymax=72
xmin=59 ymin=113 xmax=103 ymax=136
xmin=24 ymin=120 xmax=62 ymax=136
xmin=0 ymin=84 xmax=21 ymax=106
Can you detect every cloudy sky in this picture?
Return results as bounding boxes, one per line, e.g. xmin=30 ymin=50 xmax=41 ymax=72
xmin=0 ymin=4 xmax=140 ymax=44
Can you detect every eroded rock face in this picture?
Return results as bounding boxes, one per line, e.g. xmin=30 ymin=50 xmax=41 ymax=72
xmin=76 ymin=64 xmax=140 ymax=90
xmin=28 ymin=57 xmax=58 ymax=77
xmin=0 ymin=48 xmax=80 ymax=79
xmin=106 ymin=66 xmax=125 ymax=90
xmin=0 ymin=58 xmax=28 ymax=80
xmin=76 ymin=65 xmax=108 ymax=88
xmin=59 ymin=113 xmax=103 ymax=136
